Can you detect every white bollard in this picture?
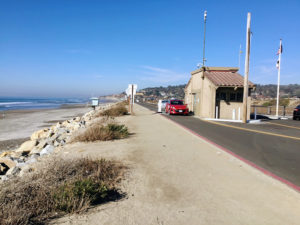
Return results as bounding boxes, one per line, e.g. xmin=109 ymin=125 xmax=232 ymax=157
xmin=215 ymin=106 xmax=219 ymax=119
xmin=232 ymin=109 xmax=236 ymax=120
xmin=238 ymin=107 xmax=241 ymax=120
xmin=157 ymin=100 xmax=162 ymax=113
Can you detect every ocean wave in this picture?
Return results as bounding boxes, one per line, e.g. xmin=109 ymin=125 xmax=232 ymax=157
xmin=0 ymin=97 xmax=91 ymax=111
xmin=0 ymin=102 xmax=33 ymax=106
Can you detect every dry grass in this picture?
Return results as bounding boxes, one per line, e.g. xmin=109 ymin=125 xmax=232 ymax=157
xmin=97 ymin=102 xmax=128 ymax=117
xmin=73 ymin=123 xmax=129 ymax=142
xmin=0 ymin=158 xmax=125 ymax=225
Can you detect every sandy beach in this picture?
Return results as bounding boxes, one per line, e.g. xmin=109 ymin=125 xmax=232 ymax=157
xmin=0 ymin=104 xmax=95 ymax=153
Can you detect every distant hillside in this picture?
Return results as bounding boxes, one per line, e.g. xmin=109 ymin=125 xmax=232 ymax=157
xmin=140 ymin=85 xmax=186 ymax=99
xmin=254 ymin=84 xmax=300 ymax=98
xmin=138 ymin=84 xmax=300 ymax=100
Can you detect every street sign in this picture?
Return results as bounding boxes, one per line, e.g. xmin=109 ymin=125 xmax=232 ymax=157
xmin=125 ymin=84 xmax=138 ymax=113
xmin=126 ymin=84 xmax=137 ymax=96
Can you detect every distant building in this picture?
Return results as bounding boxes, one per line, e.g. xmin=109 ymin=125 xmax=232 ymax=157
xmin=160 ymin=91 xmax=166 ymax=96
xmin=184 ymin=67 xmax=255 ymax=120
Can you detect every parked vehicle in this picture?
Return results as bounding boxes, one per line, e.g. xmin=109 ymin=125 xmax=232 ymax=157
xmin=165 ymin=99 xmax=189 ymax=115
xmin=161 ymin=100 xmax=168 ymax=113
xmin=293 ymin=105 xmax=300 ymax=120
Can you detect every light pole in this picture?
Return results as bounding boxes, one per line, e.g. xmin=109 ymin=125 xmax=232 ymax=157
xmin=275 ymin=39 xmax=282 ymax=118
xmin=202 ymin=10 xmax=207 ymax=68
xmin=243 ymin=13 xmax=251 ymax=123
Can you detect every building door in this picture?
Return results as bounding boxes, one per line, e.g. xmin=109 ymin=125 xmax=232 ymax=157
xmin=193 ymin=93 xmax=200 ymax=116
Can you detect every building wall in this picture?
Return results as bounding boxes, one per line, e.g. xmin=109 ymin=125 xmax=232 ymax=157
xmin=185 ymin=68 xmax=252 ymax=120
xmin=184 ymin=81 xmax=193 ymax=111
xmin=191 ymin=72 xmax=202 ymax=116
xmin=217 ymin=88 xmax=251 ymax=120
xmin=219 ymin=101 xmax=243 ymax=119
xmin=200 ymin=77 xmax=216 ymax=118
xmin=185 ymin=70 xmax=216 ymax=118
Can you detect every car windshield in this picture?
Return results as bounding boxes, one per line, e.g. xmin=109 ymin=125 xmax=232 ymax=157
xmin=162 ymin=100 xmax=168 ymax=103
xmin=171 ymin=100 xmax=184 ymax=105
xmin=297 ymin=105 xmax=300 ymax=109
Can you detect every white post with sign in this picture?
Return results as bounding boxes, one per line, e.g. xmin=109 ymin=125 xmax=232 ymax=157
xmin=125 ymin=84 xmax=137 ymax=114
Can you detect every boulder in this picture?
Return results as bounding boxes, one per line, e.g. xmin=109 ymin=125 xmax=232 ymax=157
xmin=56 ymin=128 xmax=67 ymax=136
xmin=0 ymin=158 xmax=16 ymax=169
xmin=16 ymin=162 xmax=26 ymax=167
xmin=31 ymin=128 xmax=49 ymax=141
xmin=74 ymin=117 xmax=81 ymax=122
xmin=30 ymin=147 xmax=41 ymax=154
xmin=36 ymin=139 xmax=48 ymax=149
xmin=0 ymin=175 xmax=8 ymax=181
xmin=16 ymin=140 xmax=37 ymax=153
xmin=40 ymin=145 xmax=54 ymax=156
xmin=0 ymin=151 xmax=10 ymax=158
xmin=19 ymin=165 xmax=34 ymax=177
xmin=9 ymin=151 xmax=22 ymax=158
xmin=0 ymin=163 xmax=9 ymax=175
xmin=62 ymin=120 xmax=71 ymax=128
xmin=25 ymin=157 xmax=37 ymax=165
xmin=71 ymin=123 xmax=81 ymax=131
xmin=30 ymin=153 xmax=40 ymax=159
xmin=6 ymin=166 xmax=21 ymax=176
xmin=12 ymin=157 xmax=25 ymax=164
xmin=54 ymin=140 xmax=60 ymax=147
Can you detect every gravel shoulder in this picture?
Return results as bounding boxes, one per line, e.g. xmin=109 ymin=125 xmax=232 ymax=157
xmin=53 ymin=104 xmax=300 ymax=225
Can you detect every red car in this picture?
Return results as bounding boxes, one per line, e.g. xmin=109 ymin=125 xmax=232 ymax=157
xmin=165 ymin=99 xmax=189 ymax=115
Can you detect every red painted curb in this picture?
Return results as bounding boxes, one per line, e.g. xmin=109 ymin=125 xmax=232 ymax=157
xmin=162 ymin=115 xmax=300 ymax=193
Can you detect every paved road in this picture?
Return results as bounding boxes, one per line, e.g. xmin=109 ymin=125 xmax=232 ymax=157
xmin=139 ymin=102 xmax=300 ymax=188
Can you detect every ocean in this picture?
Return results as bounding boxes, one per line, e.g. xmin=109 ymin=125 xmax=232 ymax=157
xmin=0 ymin=97 xmax=106 ymax=111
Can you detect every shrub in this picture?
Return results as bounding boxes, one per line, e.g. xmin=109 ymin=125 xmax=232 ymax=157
xmin=53 ymin=178 xmax=108 ymax=213
xmin=99 ymin=104 xmax=128 ymax=117
xmin=262 ymin=98 xmax=290 ymax=107
xmin=73 ymin=123 xmax=129 ymax=142
xmin=0 ymin=158 xmax=125 ymax=225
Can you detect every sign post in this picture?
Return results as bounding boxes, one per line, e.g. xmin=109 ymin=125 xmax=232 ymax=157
xmin=125 ymin=84 xmax=137 ymax=114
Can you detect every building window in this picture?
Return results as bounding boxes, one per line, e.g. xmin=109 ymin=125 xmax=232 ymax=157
xmin=220 ymin=92 xmax=227 ymax=100
xmin=230 ymin=93 xmax=236 ymax=101
xmin=237 ymin=93 xmax=243 ymax=102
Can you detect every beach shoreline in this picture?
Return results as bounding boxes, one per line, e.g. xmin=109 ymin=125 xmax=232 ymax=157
xmin=0 ymin=103 xmax=107 ymax=153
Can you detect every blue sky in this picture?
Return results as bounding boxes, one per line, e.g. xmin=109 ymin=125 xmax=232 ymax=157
xmin=0 ymin=0 xmax=299 ymax=97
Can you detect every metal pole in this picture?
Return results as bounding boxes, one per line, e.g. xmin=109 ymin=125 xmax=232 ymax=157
xmin=131 ymin=84 xmax=134 ymax=113
xmin=243 ymin=12 xmax=251 ymax=123
xmin=276 ymin=39 xmax=282 ymax=118
xmin=202 ymin=10 xmax=207 ymax=67
xmin=238 ymin=44 xmax=242 ymax=70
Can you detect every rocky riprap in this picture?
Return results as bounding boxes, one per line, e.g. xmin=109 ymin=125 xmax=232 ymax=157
xmin=0 ymin=104 xmax=112 ymax=181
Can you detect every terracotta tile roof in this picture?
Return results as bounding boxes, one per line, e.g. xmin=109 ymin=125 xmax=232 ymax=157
xmin=204 ymin=71 xmax=255 ymax=87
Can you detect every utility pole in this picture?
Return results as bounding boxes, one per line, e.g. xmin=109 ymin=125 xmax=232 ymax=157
xmin=276 ymin=39 xmax=282 ymax=118
xmin=202 ymin=10 xmax=207 ymax=68
xmin=243 ymin=13 xmax=251 ymax=123
xmin=238 ymin=44 xmax=242 ymax=70
xmin=131 ymin=84 xmax=134 ymax=114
